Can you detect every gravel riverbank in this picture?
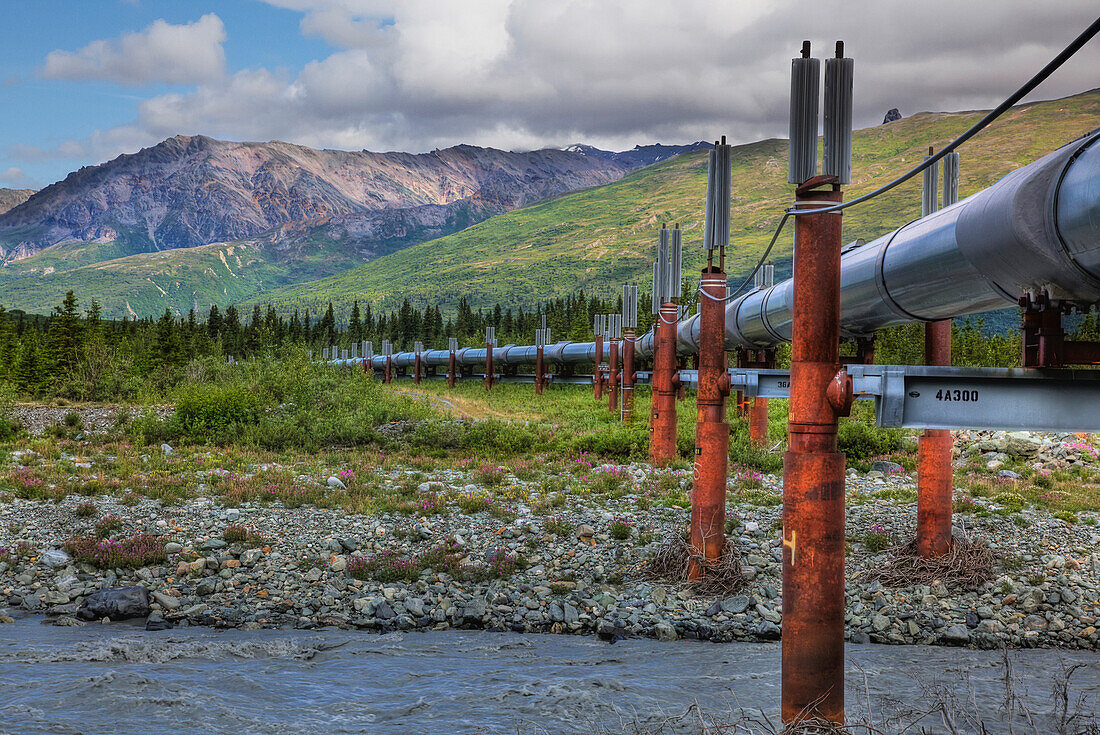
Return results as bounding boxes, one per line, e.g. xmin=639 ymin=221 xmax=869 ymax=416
xmin=0 ymin=429 xmax=1097 ymax=651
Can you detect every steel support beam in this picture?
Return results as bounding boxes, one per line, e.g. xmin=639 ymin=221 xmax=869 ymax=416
xmin=650 ymin=302 xmax=680 ymax=465
xmin=484 ymin=342 xmax=494 ymax=391
xmin=690 ymin=269 xmax=730 ymax=578
xmin=783 ymin=176 xmax=846 ymax=724
xmin=594 ymin=335 xmax=604 ymax=400
xmin=535 ymin=346 xmax=545 ymax=395
xmin=917 ymin=319 xmax=953 ymax=558
xmin=608 ymin=338 xmax=620 ymax=412
xmin=622 ymin=330 xmax=636 ymax=421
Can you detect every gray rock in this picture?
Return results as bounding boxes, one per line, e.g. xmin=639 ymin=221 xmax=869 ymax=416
xmin=161 ymin=444 xmax=174 ymax=456
xmin=563 ymin=603 xmax=579 ymax=624
xmin=654 ymin=622 xmax=678 ymax=641
xmin=77 ymin=587 xmax=150 ymax=621
xmin=882 ymin=108 xmax=902 ymax=124
xmin=720 ymin=595 xmax=750 ymax=614
xmin=202 ymin=538 xmax=226 ymax=551
xmin=405 ymin=598 xmax=425 ymax=617
xmin=462 ymin=598 xmax=486 ymax=623
xmin=195 ymin=578 xmax=217 ymax=596
xmin=998 ymin=470 xmax=1022 ymax=480
xmin=942 ymin=624 xmax=970 ymax=644
xmin=41 ymin=549 xmax=71 ymax=569
xmin=226 ymin=508 xmax=241 ymax=522
xmin=871 ymin=460 xmax=905 ymax=475
xmin=327 ymin=476 xmax=347 ymax=490
xmin=164 ymin=542 xmax=183 ymax=554
xmin=575 ymin=524 xmax=595 ymax=540
xmin=374 ymin=601 xmax=396 ymax=620
xmin=755 ymin=620 xmax=781 ymax=639
xmin=151 ymin=592 xmax=181 ymax=610
xmin=871 ymin=614 xmax=891 ymax=632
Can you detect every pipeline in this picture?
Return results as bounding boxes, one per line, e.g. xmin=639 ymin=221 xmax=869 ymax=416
xmin=331 ymin=129 xmax=1100 ymax=374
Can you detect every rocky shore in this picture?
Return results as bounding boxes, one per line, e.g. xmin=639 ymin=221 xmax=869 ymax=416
xmin=1 ymin=430 xmax=1097 ymax=651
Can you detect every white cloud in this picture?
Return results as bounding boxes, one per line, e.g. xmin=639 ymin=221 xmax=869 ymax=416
xmin=19 ymin=1 xmax=1100 ymax=173
xmin=41 ymin=14 xmax=227 ymax=86
xmin=0 ymin=167 xmax=37 ymax=189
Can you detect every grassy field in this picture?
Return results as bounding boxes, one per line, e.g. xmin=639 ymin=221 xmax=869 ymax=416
xmin=1 ymin=358 xmax=1097 ymax=520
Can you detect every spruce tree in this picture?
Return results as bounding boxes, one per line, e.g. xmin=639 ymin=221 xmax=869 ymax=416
xmin=14 ymin=332 xmax=44 ymax=396
xmin=349 ymin=301 xmax=362 ymax=343
xmin=47 ymin=290 xmax=82 ymax=376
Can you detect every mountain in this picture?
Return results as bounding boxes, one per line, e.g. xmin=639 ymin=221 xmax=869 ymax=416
xmin=0 ymin=136 xmax=710 ymax=317
xmin=238 ymin=89 xmax=1100 ymax=319
xmin=0 ymin=136 xmax=649 ymax=263
xmin=562 ymin=142 xmax=710 ymax=166
xmin=0 ymin=189 xmax=34 ymax=215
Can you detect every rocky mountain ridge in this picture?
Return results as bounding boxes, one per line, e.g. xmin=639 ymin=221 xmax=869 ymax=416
xmin=0 ymin=189 xmax=35 ymax=215
xmin=0 ymin=135 xmax=698 ymax=265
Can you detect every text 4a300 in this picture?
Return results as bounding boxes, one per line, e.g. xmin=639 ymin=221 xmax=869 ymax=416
xmin=933 ymin=388 xmax=979 ymax=402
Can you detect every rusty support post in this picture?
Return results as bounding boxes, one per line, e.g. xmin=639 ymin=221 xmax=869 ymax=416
xmin=484 ymin=342 xmax=494 ymax=391
xmin=689 ymin=269 xmax=730 ymax=578
xmin=535 ymin=346 xmax=545 ymax=396
xmin=649 ymin=302 xmax=680 ymax=465
xmin=782 ymin=176 xmax=846 ymax=724
xmin=917 ymin=319 xmax=953 ymax=558
xmin=594 ymin=335 xmax=604 ymax=400
xmin=608 ymin=338 xmax=620 ymax=412
xmin=384 ymin=356 xmax=392 ymax=384
xmin=414 ymin=353 xmax=422 ymax=385
xmin=750 ymin=349 xmax=776 ymax=446
xmin=448 ymin=351 xmax=456 ymax=388
xmin=622 ymin=329 xmax=636 ymax=421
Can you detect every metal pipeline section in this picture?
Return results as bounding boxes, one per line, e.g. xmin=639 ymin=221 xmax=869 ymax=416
xmin=329 ymin=129 xmax=1100 ymax=370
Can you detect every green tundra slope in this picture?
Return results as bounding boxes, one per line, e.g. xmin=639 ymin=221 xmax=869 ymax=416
xmin=243 ymin=89 xmax=1100 ymax=317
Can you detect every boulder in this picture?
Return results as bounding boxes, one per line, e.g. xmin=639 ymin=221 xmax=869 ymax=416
xmin=77 ymin=587 xmax=150 ymax=621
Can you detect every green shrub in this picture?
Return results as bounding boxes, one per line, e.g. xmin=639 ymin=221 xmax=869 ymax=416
xmin=609 ymin=517 xmax=633 ymax=540
xmin=74 ymin=501 xmax=97 ymax=518
xmin=838 ymin=419 xmax=902 ymax=462
xmin=174 ymin=383 xmax=266 ymax=438
xmin=545 ymin=516 xmax=573 ymax=537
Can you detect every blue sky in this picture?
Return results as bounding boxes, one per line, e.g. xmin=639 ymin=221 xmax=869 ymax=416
xmin=2 ymin=0 xmax=1098 ymax=190
xmin=0 ymin=1 xmax=336 ymax=187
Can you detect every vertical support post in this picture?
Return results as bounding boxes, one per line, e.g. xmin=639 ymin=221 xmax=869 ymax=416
xmin=384 ymin=356 xmax=392 ymax=384
xmin=917 ymin=319 xmax=953 ymax=558
xmin=485 ymin=343 xmax=494 ymax=390
xmin=448 ymin=337 xmax=457 ymax=387
xmin=734 ymin=348 xmax=749 ymax=417
xmin=782 ymin=175 xmax=845 ymax=724
xmin=649 ymin=302 xmax=680 ymax=465
xmin=535 ymin=346 xmax=545 ymax=395
xmin=622 ymin=329 xmax=635 ymax=421
xmin=608 ymin=337 xmax=620 ymax=412
xmin=748 ymin=350 xmax=775 ymax=447
xmin=484 ymin=327 xmax=496 ymax=391
xmin=414 ymin=342 xmax=423 ymax=385
xmin=690 ymin=268 xmax=730 ymax=578
xmin=594 ymin=332 xmax=605 ymax=399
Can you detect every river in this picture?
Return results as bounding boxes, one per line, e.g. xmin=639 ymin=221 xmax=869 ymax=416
xmin=1 ymin=615 xmax=1097 ymax=734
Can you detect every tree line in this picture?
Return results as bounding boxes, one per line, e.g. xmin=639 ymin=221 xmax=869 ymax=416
xmin=2 ymin=289 xmax=1091 ymax=402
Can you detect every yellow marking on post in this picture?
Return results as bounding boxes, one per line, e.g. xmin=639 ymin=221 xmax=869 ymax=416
xmin=783 ymin=530 xmax=797 ymax=566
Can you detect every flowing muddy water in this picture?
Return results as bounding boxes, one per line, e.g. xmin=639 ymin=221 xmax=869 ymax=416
xmin=1 ymin=615 xmax=1097 ymax=734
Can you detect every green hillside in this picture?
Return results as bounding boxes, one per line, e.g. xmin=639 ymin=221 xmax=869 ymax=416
xmin=3 ymin=89 xmax=1097 ymax=319
xmin=243 ymin=89 xmax=1100 ymax=316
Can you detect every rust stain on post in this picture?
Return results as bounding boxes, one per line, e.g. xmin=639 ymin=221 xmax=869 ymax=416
xmin=782 ymin=177 xmax=845 ymax=724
